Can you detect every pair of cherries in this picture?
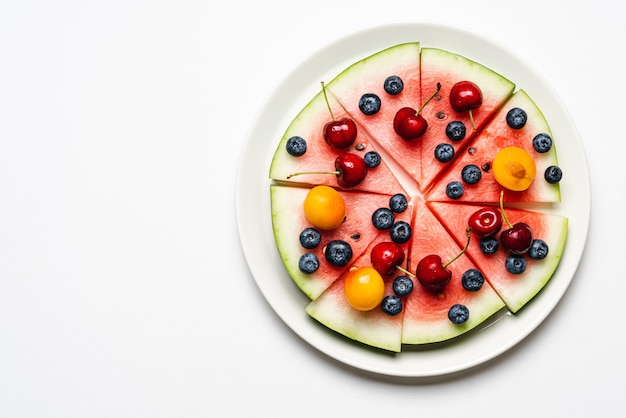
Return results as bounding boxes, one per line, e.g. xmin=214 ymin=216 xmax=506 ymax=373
xmin=393 ymin=80 xmax=483 ymax=141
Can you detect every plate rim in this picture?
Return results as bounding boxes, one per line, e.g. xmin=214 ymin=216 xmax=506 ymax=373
xmin=235 ymin=21 xmax=591 ymax=378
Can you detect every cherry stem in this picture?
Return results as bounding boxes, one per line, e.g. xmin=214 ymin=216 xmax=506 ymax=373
xmin=416 ymin=82 xmax=441 ymax=116
xmin=469 ymin=109 xmax=476 ymax=130
xmin=443 ymin=226 xmax=472 ymax=268
xmin=499 ymin=190 xmax=513 ymax=228
xmin=286 ymin=170 xmax=339 ymax=179
xmin=321 ymin=81 xmax=335 ymax=121
xmin=395 ymin=264 xmax=416 ymax=278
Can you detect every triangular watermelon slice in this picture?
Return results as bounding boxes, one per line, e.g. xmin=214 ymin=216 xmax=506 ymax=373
xmin=425 ymin=89 xmax=561 ymax=203
xmin=305 ymin=250 xmax=405 ymax=352
xmin=401 ymin=200 xmax=506 ymax=344
xmin=270 ymin=185 xmax=413 ymax=300
xmin=428 ymin=202 xmax=568 ymax=313
xmin=417 ymin=48 xmax=515 ymax=190
xmin=325 ymin=42 xmax=423 ymax=188
xmin=269 ymin=77 xmax=406 ymax=195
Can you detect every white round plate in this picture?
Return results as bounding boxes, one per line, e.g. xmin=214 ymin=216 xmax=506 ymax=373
xmin=235 ymin=22 xmax=590 ymax=378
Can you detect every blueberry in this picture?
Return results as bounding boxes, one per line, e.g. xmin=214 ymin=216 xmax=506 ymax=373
xmin=445 ymin=181 xmax=464 ymax=199
xmin=480 ymin=236 xmax=499 ymax=254
xmin=286 ymin=136 xmax=307 ymax=156
xmin=372 ymin=207 xmax=395 ymax=230
xmin=392 ymin=276 xmax=414 ymax=296
xmin=298 ymin=253 xmax=319 ymax=274
xmin=381 ymin=295 xmax=403 ymax=316
xmin=434 ymin=143 xmax=455 ymax=163
xmin=448 ymin=304 xmax=470 ymax=325
xmin=445 ymin=121 xmax=467 ymax=141
xmin=324 ymin=240 xmax=353 ymax=267
xmin=505 ymin=254 xmax=527 ymax=274
xmin=533 ymin=133 xmax=553 ymax=153
xmin=299 ymin=227 xmax=321 ymax=249
xmin=363 ymin=151 xmax=381 ymax=168
xmin=506 ymin=107 xmax=528 ymax=129
xmin=383 ymin=75 xmax=404 ymax=95
xmin=390 ymin=221 xmax=412 ymax=244
xmin=461 ymin=269 xmax=485 ymax=292
xmin=389 ymin=193 xmax=408 ymax=213
xmin=528 ymin=239 xmax=549 ymax=260
xmin=544 ymin=165 xmax=563 ymax=184
xmin=359 ymin=93 xmax=381 ymax=115
xmin=461 ymin=164 xmax=482 ymax=184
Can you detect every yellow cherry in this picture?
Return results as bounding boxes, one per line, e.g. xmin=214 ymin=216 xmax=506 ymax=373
xmin=492 ymin=146 xmax=537 ymax=191
xmin=303 ymin=185 xmax=346 ymax=230
xmin=344 ymin=266 xmax=385 ymax=311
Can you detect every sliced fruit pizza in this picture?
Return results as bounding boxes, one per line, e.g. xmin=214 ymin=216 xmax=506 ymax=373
xmin=268 ymin=42 xmax=568 ymax=352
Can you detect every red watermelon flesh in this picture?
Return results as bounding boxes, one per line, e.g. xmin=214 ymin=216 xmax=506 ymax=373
xmin=401 ymin=199 xmax=505 ymax=344
xmin=428 ymin=202 xmax=568 ymax=313
xmin=325 ymin=42 xmax=423 ymax=188
xmin=425 ymin=89 xmax=561 ymax=203
xmin=305 ymin=250 xmax=405 ymax=352
xmin=418 ymin=48 xmax=515 ymax=190
xmin=270 ymin=185 xmax=413 ymax=300
xmin=269 ymin=88 xmax=407 ymax=195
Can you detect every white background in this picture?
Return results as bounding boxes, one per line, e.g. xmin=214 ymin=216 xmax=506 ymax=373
xmin=0 ymin=1 xmax=622 ymax=417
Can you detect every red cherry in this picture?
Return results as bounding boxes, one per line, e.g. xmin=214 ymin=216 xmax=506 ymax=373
xmin=393 ymin=82 xmax=441 ymax=142
xmin=415 ymin=254 xmax=451 ymax=293
xmin=449 ymin=81 xmax=483 ymax=112
xmin=335 ymin=153 xmax=367 ymax=188
xmin=323 ymin=117 xmax=357 ymax=149
xmin=500 ymin=222 xmax=533 ymax=254
xmin=498 ymin=190 xmax=533 ymax=254
xmin=286 ymin=153 xmax=367 ymax=189
xmin=370 ymin=242 xmax=405 ymax=276
xmin=320 ymin=81 xmax=357 ymax=149
xmin=468 ymin=207 xmax=503 ymax=237
xmin=393 ymin=107 xmax=428 ymax=141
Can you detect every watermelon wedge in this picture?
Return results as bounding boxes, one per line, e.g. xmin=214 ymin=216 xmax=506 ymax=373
xmin=269 ymin=77 xmax=406 ymax=195
xmin=325 ymin=42 xmax=423 ymax=188
xmin=270 ymin=185 xmax=412 ymax=300
xmin=401 ymin=200 xmax=506 ymax=344
xmin=417 ymin=48 xmax=515 ymax=190
xmin=428 ymin=202 xmax=568 ymax=313
xmin=305 ymin=250 xmax=405 ymax=352
xmin=425 ymin=89 xmax=561 ymax=203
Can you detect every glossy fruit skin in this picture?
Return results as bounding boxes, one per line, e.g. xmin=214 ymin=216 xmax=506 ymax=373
xmin=468 ymin=207 xmax=503 ymax=238
xmin=393 ymin=107 xmax=428 ymax=141
xmin=500 ymin=222 xmax=533 ymax=254
xmin=323 ymin=117 xmax=357 ymax=149
xmin=415 ymin=254 xmax=451 ymax=293
xmin=370 ymin=241 xmax=405 ymax=276
xmin=344 ymin=266 xmax=385 ymax=311
xmin=303 ymin=185 xmax=346 ymax=231
xmin=449 ymin=81 xmax=482 ymax=112
xmin=335 ymin=153 xmax=367 ymax=188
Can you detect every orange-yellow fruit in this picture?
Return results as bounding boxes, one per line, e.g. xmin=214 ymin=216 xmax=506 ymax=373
xmin=303 ymin=185 xmax=346 ymax=230
xmin=492 ymin=146 xmax=537 ymax=191
xmin=344 ymin=266 xmax=385 ymax=311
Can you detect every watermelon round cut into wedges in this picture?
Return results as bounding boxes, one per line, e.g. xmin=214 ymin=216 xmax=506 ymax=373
xmin=268 ymin=41 xmax=569 ymax=353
